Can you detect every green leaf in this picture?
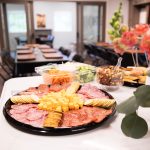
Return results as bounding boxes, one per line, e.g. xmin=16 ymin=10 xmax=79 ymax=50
xmin=117 ymin=96 xmax=139 ymax=115
xmin=121 ymin=112 xmax=148 ymax=139
xmin=134 ymin=85 xmax=150 ymax=107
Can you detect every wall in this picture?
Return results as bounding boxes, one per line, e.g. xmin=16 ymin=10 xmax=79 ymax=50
xmin=33 ymin=1 xmax=77 ymax=49
xmin=33 ymin=0 xmax=129 ymax=44
xmin=6 ymin=4 xmax=27 ymax=50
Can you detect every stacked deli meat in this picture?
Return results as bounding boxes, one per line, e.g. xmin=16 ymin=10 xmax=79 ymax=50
xmin=10 ymin=104 xmax=48 ymax=127
xmin=62 ymin=106 xmax=112 ymax=127
xmin=77 ymin=84 xmax=109 ymax=100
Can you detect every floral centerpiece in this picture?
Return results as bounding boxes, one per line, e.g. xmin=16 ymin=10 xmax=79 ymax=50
xmin=108 ymin=3 xmax=150 ymax=66
xmin=108 ymin=2 xmax=150 ymax=139
xmin=113 ymin=24 xmax=150 ymax=66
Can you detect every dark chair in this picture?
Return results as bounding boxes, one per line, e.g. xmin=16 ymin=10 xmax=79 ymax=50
xmin=0 ymin=50 xmax=16 ymax=79
xmin=36 ymin=36 xmax=54 ymax=48
xmin=72 ymin=54 xmax=84 ymax=63
xmin=84 ymin=44 xmax=97 ymax=64
xmin=121 ymin=53 xmax=147 ymax=67
xmin=15 ymin=37 xmax=27 ymax=45
xmin=15 ymin=37 xmax=20 ymax=45
xmin=58 ymin=47 xmax=71 ymax=57
xmin=84 ymin=44 xmax=119 ymax=66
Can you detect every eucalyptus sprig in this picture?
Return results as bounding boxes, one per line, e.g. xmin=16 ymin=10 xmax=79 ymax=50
xmin=117 ymin=85 xmax=150 ymax=138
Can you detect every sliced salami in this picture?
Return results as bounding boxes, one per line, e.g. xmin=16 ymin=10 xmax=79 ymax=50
xmin=38 ymin=84 xmax=50 ymax=93
xmin=10 ymin=104 xmax=48 ymax=127
xmin=26 ymin=109 xmax=48 ymax=121
xmin=61 ymin=106 xmax=112 ymax=127
xmin=10 ymin=104 xmax=37 ymax=114
xmin=77 ymin=84 xmax=108 ymax=99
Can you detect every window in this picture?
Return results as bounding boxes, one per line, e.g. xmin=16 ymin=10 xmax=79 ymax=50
xmin=7 ymin=11 xmax=27 ymax=33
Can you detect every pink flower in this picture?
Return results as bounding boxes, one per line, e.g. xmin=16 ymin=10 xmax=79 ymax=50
xmin=133 ymin=24 xmax=150 ymax=36
xmin=121 ymin=31 xmax=138 ymax=47
xmin=113 ymin=38 xmax=127 ymax=55
xmin=140 ymin=29 xmax=150 ymax=60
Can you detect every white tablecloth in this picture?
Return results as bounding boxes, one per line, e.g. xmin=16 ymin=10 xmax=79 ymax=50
xmin=0 ymin=76 xmax=150 ymax=150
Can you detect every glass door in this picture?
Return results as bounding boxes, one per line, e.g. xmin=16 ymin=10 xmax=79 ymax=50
xmin=83 ymin=5 xmax=99 ymax=43
xmin=6 ymin=4 xmax=27 ymax=50
xmin=77 ymin=2 xmax=106 ymax=53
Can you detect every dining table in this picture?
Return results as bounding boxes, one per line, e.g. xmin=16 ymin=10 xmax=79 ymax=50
xmin=0 ymin=75 xmax=150 ymax=150
xmin=14 ymin=47 xmax=69 ymax=77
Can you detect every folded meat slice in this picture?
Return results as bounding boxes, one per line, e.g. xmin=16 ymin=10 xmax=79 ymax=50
xmin=49 ymin=84 xmax=69 ymax=92
xmin=10 ymin=104 xmax=48 ymax=127
xmin=77 ymin=84 xmax=108 ymax=99
xmin=26 ymin=87 xmax=37 ymax=92
xmin=29 ymin=116 xmax=46 ymax=127
xmin=26 ymin=108 xmax=48 ymax=121
xmin=61 ymin=106 xmax=112 ymax=127
xmin=92 ymin=107 xmax=112 ymax=123
xmin=18 ymin=84 xmax=50 ymax=97
xmin=10 ymin=104 xmax=38 ymax=114
xmin=11 ymin=112 xmax=28 ymax=121
xmin=37 ymin=84 xmax=50 ymax=93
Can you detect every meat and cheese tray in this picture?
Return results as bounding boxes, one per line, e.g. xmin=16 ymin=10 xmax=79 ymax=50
xmin=3 ymin=82 xmax=116 ymax=135
xmin=121 ymin=67 xmax=147 ymax=87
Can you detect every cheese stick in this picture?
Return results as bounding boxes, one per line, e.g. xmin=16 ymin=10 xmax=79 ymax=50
xmin=84 ymin=98 xmax=116 ymax=108
xmin=66 ymin=82 xmax=80 ymax=95
xmin=11 ymin=95 xmax=39 ymax=104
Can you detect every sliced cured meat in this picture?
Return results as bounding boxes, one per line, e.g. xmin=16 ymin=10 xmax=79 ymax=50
xmin=61 ymin=106 xmax=112 ymax=127
xmin=38 ymin=84 xmax=50 ymax=93
xmin=10 ymin=104 xmax=38 ymax=114
xmin=36 ymin=93 xmax=46 ymax=98
xmin=18 ymin=84 xmax=50 ymax=97
xmin=26 ymin=87 xmax=37 ymax=92
xmin=77 ymin=94 xmax=89 ymax=101
xmin=18 ymin=118 xmax=30 ymax=124
xmin=16 ymin=84 xmax=70 ymax=99
xmin=91 ymin=107 xmax=112 ymax=123
xmin=10 ymin=104 xmax=48 ymax=127
xmin=11 ymin=112 xmax=27 ymax=120
xmin=26 ymin=108 xmax=48 ymax=121
xmin=29 ymin=116 xmax=46 ymax=127
xmin=10 ymin=109 xmax=25 ymax=115
xmin=77 ymin=84 xmax=108 ymax=99
xmin=11 ymin=104 xmax=37 ymax=110
xmin=49 ymin=84 xmax=69 ymax=92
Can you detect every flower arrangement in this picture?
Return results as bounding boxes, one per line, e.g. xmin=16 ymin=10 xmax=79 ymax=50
xmin=113 ymin=24 xmax=150 ymax=65
xmin=108 ymin=2 xmax=150 ymax=139
xmin=108 ymin=3 xmax=150 ymax=66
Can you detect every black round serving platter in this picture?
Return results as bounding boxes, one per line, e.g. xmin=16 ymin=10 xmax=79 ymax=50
xmin=123 ymin=81 xmax=144 ymax=88
xmin=3 ymin=89 xmax=116 ymax=136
